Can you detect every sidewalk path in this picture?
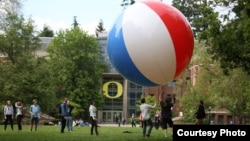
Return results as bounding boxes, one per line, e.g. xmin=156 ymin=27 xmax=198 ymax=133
xmin=99 ymin=124 xmax=138 ymax=127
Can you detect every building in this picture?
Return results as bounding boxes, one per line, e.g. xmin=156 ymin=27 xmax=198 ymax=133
xmin=31 ymin=32 xmax=250 ymax=125
xmin=96 ymin=31 xmax=196 ymax=124
xmin=2 ymin=34 xmax=240 ymax=125
xmin=97 ymin=32 xmax=145 ymax=123
xmin=40 ymin=33 xmax=178 ymax=124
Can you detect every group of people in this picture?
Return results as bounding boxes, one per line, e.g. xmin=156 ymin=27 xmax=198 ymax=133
xmin=138 ymin=92 xmax=175 ymax=138
xmin=3 ymin=99 xmax=41 ymax=132
xmin=59 ymin=98 xmax=75 ymax=133
xmin=4 ymin=96 xmax=205 ymax=138
xmin=59 ymin=99 xmax=99 ymax=136
xmin=3 ymin=97 xmax=99 ymax=136
xmin=138 ymin=92 xmax=206 ymax=138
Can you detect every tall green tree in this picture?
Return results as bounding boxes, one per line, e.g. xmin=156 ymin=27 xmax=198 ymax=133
xmin=0 ymin=0 xmax=22 ymax=21
xmin=38 ymin=24 xmax=54 ymax=37
xmin=46 ymin=27 xmax=107 ymax=116
xmin=180 ymin=40 xmax=250 ymax=124
xmin=172 ymin=0 xmax=215 ymax=38
xmin=179 ymin=40 xmax=217 ymax=123
xmin=0 ymin=12 xmax=57 ymax=113
xmin=0 ymin=12 xmax=40 ymax=64
xmin=95 ymin=19 xmax=105 ymax=37
xmin=198 ymin=0 xmax=250 ymax=74
xmin=208 ymin=67 xmax=250 ymax=124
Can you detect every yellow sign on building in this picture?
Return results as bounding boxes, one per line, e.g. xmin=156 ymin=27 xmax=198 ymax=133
xmin=102 ymin=81 xmax=123 ymax=99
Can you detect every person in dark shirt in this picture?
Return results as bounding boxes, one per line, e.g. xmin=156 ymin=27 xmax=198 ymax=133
xmin=59 ymin=98 xmax=68 ymax=133
xmin=195 ymin=100 xmax=206 ymax=125
xmin=159 ymin=92 xmax=175 ymax=138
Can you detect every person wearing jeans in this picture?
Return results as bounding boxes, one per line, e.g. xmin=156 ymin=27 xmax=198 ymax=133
xmin=66 ymin=100 xmax=74 ymax=132
xmin=59 ymin=98 xmax=68 ymax=133
xmin=30 ymin=99 xmax=41 ymax=131
xmin=140 ymin=98 xmax=156 ymax=137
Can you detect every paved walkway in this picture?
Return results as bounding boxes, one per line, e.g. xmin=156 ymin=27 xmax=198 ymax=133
xmin=99 ymin=124 xmax=139 ymax=127
xmin=98 ymin=116 xmax=183 ymax=127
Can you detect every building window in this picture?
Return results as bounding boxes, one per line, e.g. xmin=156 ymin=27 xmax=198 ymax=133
xmin=218 ymin=115 xmax=224 ymax=125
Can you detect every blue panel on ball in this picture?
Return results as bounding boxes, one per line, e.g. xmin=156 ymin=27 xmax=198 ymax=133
xmin=107 ymin=13 xmax=158 ymax=87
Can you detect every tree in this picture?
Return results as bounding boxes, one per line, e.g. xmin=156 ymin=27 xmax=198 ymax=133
xmin=121 ymin=0 xmax=135 ymax=9
xmin=179 ymin=41 xmax=217 ymax=123
xmin=0 ymin=0 xmax=21 ymax=12
xmin=38 ymin=24 xmax=54 ymax=37
xmin=172 ymin=0 xmax=215 ymax=38
xmin=198 ymin=0 xmax=250 ymax=74
xmin=179 ymin=40 xmax=250 ymax=124
xmin=95 ymin=19 xmax=105 ymax=37
xmin=0 ymin=0 xmax=22 ymax=21
xmin=0 ymin=13 xmax=57 ymax=113
xmin=0 ymin=12 xmax=40 ymax=64
xmin=46 ymin=27 xmax=107 ymax=117
xmin=210 ymin=68 xmax=250 ymax=124
xmin=72 ymin=16 xmax=79 ymax=28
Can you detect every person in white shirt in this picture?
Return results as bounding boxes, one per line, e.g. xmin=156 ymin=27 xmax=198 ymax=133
xmin=140 ymin=97 xmax=156 ymax=137
xmin=15 ymin=100 xmax=23 ymax=131
xmin=89 ymin=101 xmax=99 ymax=136
xmin=4 ymin=100 xmax=14 ymax=131
xmin=131 ymin=113 xmax=136 ymax=128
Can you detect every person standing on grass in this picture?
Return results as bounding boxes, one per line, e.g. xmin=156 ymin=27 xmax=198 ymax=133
xmin=122 ymin=117 xmax=126 ymax=126
xmin=89 ymin=101 xmax=99 ymax=136
xmin=140 ymin=97 xmax=156 ymax=137
xmin=117 ymin=113 xmax=121 ymax=127
xmin=195 ymin=100 xmax=206 ymax=125
xmin=30 ymin=99 xmax=41 ymax=131
xmin=15 ymin=100 xmax=24 ymax=131
xmin=159 ymin=92 xmax=175 ymax=138
xmin=131 ymin=113 xmax=136 ymax=128
xmin=154 ymin=110 xmax=161 ymax=130
xmin=3 ymin=100 xmax=14 ymax=131
xmin=66 ymin=100 xmax=74 ymax=132
xmin=59 ymin=98 xmax=68 ymax=133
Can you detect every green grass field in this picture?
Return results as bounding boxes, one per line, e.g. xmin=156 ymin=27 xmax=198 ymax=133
xmin=0 ymin=125 xmax=172 ymax=141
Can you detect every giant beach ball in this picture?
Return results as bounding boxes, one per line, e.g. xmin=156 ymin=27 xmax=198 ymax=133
xmin=107 ymin=0 xmax=194 ymax=87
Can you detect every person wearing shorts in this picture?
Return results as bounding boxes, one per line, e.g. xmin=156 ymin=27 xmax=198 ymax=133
xmin=159 ymin=92 xmax=175 ymax=137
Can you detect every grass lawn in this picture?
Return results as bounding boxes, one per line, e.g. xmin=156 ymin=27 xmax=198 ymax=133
xmin=0 ymin=125 xmax=172 ymax=141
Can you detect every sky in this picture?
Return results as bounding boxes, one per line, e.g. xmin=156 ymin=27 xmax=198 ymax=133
xmin=22 ymin=0 xmax=172 ymax=35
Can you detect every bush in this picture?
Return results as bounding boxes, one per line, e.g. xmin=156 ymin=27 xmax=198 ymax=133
xmin=128 ymin=117 xmax=141 ymax=124
xmin=44 ymin=122 xmax=49 ymax=125
xmin=52 ymin=119 xmax=60 ymax=124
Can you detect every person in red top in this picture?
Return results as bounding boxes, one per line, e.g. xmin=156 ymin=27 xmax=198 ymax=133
xmin=139 ymin=113 xmax=143 ymax=128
